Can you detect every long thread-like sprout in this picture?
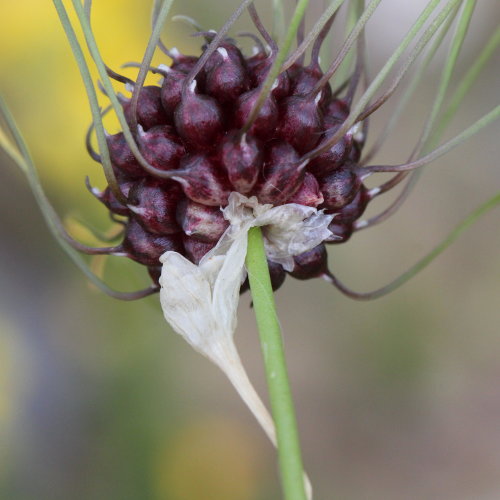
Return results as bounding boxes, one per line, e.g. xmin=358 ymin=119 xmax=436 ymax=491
xmin=326 ymin=191 xmax=500 ymax=300
xmin=183 ymin=0 xmax=255 ymax=89
xmin=53 ymin=0 xmax=124 ymax=203
xmin=67 ymin=0 xmax=170 ymax=179
xmin=309 ymin=0 xmax=382 ymax=97
xmin=240 ymin=0 xmax=310 ymax=134
xmin=355 ymin=0 xmax=462 ymax=123
xmin=356 ymin=1 xmax=467 ymax=230
xmin=0 ymin=94 xmax=158 ymax=301
xmin=433 ymin=24 xmax=500 ymax=146
xmin=282 ymin=0 xmax=345 ymax=71
xmin=361 ymin=2 xmax=461 ymax=165
xmin=362 ymin=104 xmax=500 ymax=173
xmin=414 ymin=0 xmax=476 ymax=155
xmin=302 ymin=0 xmax=447 ymax=163
xmin=128 ymin=0 xmax=175 ymax=134
xmin=329 ymin=0 xmax=365 ymax=89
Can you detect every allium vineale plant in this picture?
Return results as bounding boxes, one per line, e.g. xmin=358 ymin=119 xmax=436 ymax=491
xmin=84 ymin=23 xmax=368 ymax=293
xmin=1 ymin=1 xmax=499 ymax=498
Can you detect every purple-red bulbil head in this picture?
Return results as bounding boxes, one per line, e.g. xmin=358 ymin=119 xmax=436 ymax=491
xmin=89 ymin=33 xmax=377 ymax=292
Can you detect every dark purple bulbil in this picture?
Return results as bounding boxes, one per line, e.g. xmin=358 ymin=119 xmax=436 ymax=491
xmin=89 ymin=180 xmax=134 ymax=216
xmin=290 ymin=64 xmax=332 ymax=109
xmin=148 ymin=265 xmax=162 ymax=285
xmin=286 ymin=172 xmax=323 ymax=207
xmin=325 ymin=221 xmax=353 ymax=244
xmin=290 ymin=244 xmax=328 ymax=280
xmin=138 ymin=125 xmax=185 ymax=171
xmin=334 ymin=186 xmax=369 ymax=223
xmin=122 ymin=85 xmax=169 ymax=130
xmin=127 ymin=178 xmax=182 ymax=234
xmin=278 ymin=95 xmax=323 ymax=154
xmin=175 ymin=154 xmax=231 ymax=206
xmin=106 ymin=132 xmax=143 ymax=179
xmin=234 ymin=87 xmax=279 ymax=139
xmin=88 ymin=35 xmax=376 ymax=294
xmin=252 ymin=58 xmax=291 ymax=99
xmin=170 ymin=54 xmax=199 ymax=74
xmin=182 ymin=235 xmax=216 ymax=265
xmin=256 ymin=141 xmax=305 ymax=204
xmin=160 ymin=67 xmax=188 ymax=119
xmin=122 ymin=218 xmax=183 ymax=266
xmin=319 ymin=165 xmax=361 ymax=211
xmin=308 ymin=123 xmax=353 ymax=177
xmin=324 ymin=98 xmax=350 ymax=124
xmin=221 ymin=130 xmax=263 ymax=194
xmin=176 ymin=198 xmax=228 ymax=242
xmin=204 ymin=45 xmax=250 ymax=102
xmin=174 ymin=81 xmax=224 ymax=147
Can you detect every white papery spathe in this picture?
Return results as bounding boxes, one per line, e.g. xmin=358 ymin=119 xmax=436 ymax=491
xmin=159 ymin=193 xmax=334 ymax=446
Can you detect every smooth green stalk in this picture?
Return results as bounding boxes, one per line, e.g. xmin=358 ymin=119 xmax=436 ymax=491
xmin=245 ymin=227 xmax=307 ymax=500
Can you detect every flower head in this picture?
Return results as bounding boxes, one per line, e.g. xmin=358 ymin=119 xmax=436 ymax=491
xmin=83 ymin=6 xmax=379 ymax=294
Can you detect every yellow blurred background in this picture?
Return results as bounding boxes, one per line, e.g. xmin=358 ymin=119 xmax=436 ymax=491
xmin=0 ymin=1 xmax=499 ymax=499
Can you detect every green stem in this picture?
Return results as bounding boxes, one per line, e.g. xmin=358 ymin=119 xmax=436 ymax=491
xmin=245 ymin=227 xmax=307 ymax=500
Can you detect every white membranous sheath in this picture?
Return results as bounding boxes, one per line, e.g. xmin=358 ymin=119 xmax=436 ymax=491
xmin=159 ymin=192 xmax=334 ymax=445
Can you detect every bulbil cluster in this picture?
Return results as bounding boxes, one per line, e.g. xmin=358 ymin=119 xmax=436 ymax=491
xmin=88 ymin=35 xmax=373 ymax=295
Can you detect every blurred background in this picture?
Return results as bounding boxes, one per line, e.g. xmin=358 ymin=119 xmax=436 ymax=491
xmin=0 ymin=1 xmax=499 ymax=499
